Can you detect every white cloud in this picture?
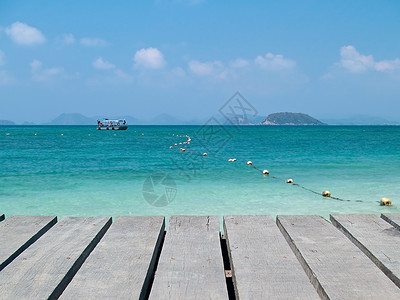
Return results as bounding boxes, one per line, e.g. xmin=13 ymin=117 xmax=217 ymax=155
xmin=340 ymin=45 xmax=400 ymax=73
xmin=0 ymin=70 xmax=14 ymax=85
xmin=230 ymin=58 xmax=249 ymax=68
xmin=30 ymin=59 xmax=63 ymax=81
xmin=93 ymin=57 xmax=115 ymax=70
xmin=134 ymin=47 xmax=165 ymax=69
xmin=5 ymin=22 xmax=46 ymax=45
xmin=80 ymin=38 xmax=108 ymax=47
xmin=255 ymin=53 xmax=296 ymax=70
xmin=62 ymin=33 xmax=75 ymax=45
xmin=188 ymin=60 xmax=224 ymax=76
xmin=0 ymin=50 xmax=4 ymax=66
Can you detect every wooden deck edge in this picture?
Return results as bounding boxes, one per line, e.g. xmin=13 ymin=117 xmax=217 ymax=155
xmin=275 ymin=216 xmax=329 ymax=300
xmin=381 ymin=214 xmax=400 ymax=231
xmin=49 ymin=217 xmax=112 ymax=300
xmin=330 ymin=215 xmax=400 ymax=288
xmin=139 ymin=218 xmax=166 ymax=300
xmin=0 ymin=216 xmax=58 ymax=272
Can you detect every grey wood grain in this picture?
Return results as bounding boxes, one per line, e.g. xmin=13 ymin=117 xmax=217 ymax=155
xmin=60 ymin=216 xmax=165 ymax=300
xmin=224 ymin=215 xmax=319 ymax=299
xmin=331 ymin=214 xmax=400 ymax=288
xmin=382 ymin=213 xmax=400 ymax=230
xmin=277 ymin=215 xmax=400 ymax=300
xmin=0 ymin=215 xmax=57 ymax=271
xmin=0 ymin=214 xmax=4 ymax=222
xmin=149 ymin=216 xmax=228 ymax=300
xmin=0 ymin=216 xmax=111 ymax=300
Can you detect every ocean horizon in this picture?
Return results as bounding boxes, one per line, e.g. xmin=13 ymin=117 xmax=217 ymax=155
xmin=1 ymin=125 xmax=399 ymax=220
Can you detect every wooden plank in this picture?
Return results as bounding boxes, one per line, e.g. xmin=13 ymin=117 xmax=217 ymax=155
xmin=0 ymin=214 xmax=4 ymax=222
xmin=224 ymin=215 xmax=319 ymax=299
xmin=277 ymin=215 xmax=400 ymax=300
xmin=331 ymin=214 xmax=400 ymax=288
xmin=0 ymin=215 xmax=57 ymax=271
xmin=60 ymin=216 xmax=165 ymax=299
xmin=149 ymin=216 xmax=228 ymax=299
xmin=382 ymin=213 xmax=400 ymax=230
xmin=0 ymin=216 xmax=111 ymax=299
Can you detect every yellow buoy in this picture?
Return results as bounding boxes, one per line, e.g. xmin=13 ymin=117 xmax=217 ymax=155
xmin=380 ymin=197 xmax=392 ymax=206
xmin=263 ymin=170 xmax=269 ymax=175
xmin=286 ymin=178 xmax=293 ymax=183
xmin=246 ymin=161 xmax=252 ymax=165
xmin=203 ymin=153 xmax=207 ymax=156
xmin=322 ymin=190 xmax=331 ymax=197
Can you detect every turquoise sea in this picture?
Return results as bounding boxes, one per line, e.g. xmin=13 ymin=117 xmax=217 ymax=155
xmin=1 ymin=125 xmax=399 ymax=220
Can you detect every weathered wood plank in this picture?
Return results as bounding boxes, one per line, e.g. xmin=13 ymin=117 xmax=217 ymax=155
xmin=60 ymin=216 xmax=165 ymax=299
xmin=381 ymin=213 xmax=400 ymax=230
xmin=224 ymin=215 xmax=319 ymax=299
xmin=0 ymin=216 xmax=111 ymax=300
xmin=331 ymin=214 xmax=400 ymax=288
xmin=277 ymin=215 xmax=400 ymax=300
xmin=0 ymin=214 xmax=4 ymax=222
xmin=149 ymin=216 xmax=228 ymax=300
xmin=0 ymin=215 xmax=57 ymax=271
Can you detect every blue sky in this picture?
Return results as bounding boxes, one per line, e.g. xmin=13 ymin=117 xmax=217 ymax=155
xmin=1 ymin=0 xmax=400 ymax=123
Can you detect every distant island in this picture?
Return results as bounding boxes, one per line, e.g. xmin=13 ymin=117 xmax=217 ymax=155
xmin=261 ymin=112 xmax=326 ymax=125
xmin=0 ymin=120 xmax=16 ymax=125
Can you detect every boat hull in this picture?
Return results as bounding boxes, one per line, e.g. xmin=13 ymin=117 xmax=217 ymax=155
xmin=97 ymin=126 xmax=128 ymax=131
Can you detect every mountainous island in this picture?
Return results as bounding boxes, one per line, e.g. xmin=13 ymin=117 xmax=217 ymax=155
xmin=261 ymin=112 xmax=326 ymax=125
xmin=0 ymin=120 xmax=16 ymax=125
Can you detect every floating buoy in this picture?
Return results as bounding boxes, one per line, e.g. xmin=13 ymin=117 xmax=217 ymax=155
xmin=232 ymin=158 xmax=237 ymax=162
xmin=179 ymin=142 xmax=182 ymax=145
xmin=286 ymin=178 xmax=293 ymax=183
xmin=246 ymin=161 xmax=252 ymax=165
xmin=114 ymin=134 xmax=116 ymax=136
xmin=181 ymin=149 xmax=186 ymax=152
xmin=203 ymin=153 xmax=208 ymax=156
xmin=172 ymin=134 xmax=175 ymax=136
xmin=61 ymin=134 xmax=64 ymax=136
xmin=169 ymin=146 xmax=173 ymax=149
xmin=174 ymin=144 xmax=178 ymax=146
xmin=322 ymin=190 xmax=331 ymax=197
xmin=142 ymin=133 xmax=144 ymax=136
xmin=6 ymin=133 xmax=10 ymax=136
xmin=263 ymin=170 xmax=269 ymax=175
xmin=228 ymin=159 xmax=233 ymax=162
xmin=380 ymin=197 xmax=392 ymax=206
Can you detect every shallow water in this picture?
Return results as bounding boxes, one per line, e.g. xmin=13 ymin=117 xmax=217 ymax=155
xmin=0 ymin=125 xmax=399 ymax=220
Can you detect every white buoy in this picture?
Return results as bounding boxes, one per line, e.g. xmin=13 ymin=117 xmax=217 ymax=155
xmin=88 ymin=134 xmax=90 ymax=136
xmin=6 ymin=133 xmax=10 ymax=136
xmin=174 ymin=144 xmax=178 ymax=146
xmin=263 ymin=170 xmax=269 ymax=175
xmin=203 ymin=153 xmax=208 ymax=156
xmin=169 ymin=146 xmax=173 ymax=149
xmin=61 ymin=134 xmax=64 ymax=136
xmin=232 ymin=158 xmax=237 ymax=162
xmin=322 ymin=190 xmax=331 ymax=197
xmin=380 ymin=197 xmax=392 ymax=206
xmin=182 ymin=149 xmax=186 ymax=152
xmin=142 ymin=133 xmax=144 ymax=136
xmin=114 ymin=134 xmax=116 ymax=136
xmin=179 ymin=142 xmax=182 ymax=145
xmin=228 ymin=159 xmax=233 ymax=162
xmin=34 ymin=133 xmax=37 ymax=136
xmin=246 ymin=161 xmax=252 ymax=165
xmin=286 ymin=178 xmax=293 ymax=183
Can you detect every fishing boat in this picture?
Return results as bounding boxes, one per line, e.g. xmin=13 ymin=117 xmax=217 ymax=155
xmin=97 ymin=118 xmax=128 ymax=130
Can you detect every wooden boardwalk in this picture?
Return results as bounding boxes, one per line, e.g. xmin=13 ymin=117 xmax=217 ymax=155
xmin=0 ymin=213 xmax=399 ymax=299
